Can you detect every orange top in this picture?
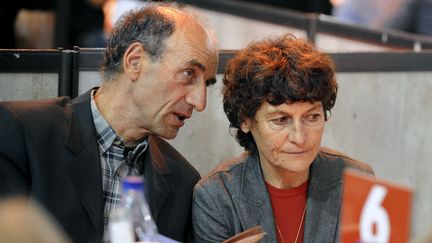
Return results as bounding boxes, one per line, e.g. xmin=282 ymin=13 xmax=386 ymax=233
xmin=265 ymin=180 xmax=308 ymax=243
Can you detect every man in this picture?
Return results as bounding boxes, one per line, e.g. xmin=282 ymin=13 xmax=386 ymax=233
xmin=0 ymin=5 xmax=218 ymax=243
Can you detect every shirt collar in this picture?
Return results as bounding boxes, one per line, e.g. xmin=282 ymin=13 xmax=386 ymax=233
xmin=90 ymin=88 xmax=118 ymax=153
xmin=90 ymin=88 xmax=149 ymax=161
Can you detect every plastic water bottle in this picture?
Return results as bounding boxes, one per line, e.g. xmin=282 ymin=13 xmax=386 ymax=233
xmin=108 ymin=176 xmax=159 ymax=243
xmin=108 ymin=207 xmax=135 ymax=243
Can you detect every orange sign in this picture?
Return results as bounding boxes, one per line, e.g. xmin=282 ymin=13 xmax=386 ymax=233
xmin=340 ymin=169 xmax=412 ymax=243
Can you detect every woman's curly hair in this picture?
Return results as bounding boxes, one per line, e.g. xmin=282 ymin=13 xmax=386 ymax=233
xmin=222 ymin=34 xmax=338 ymax=155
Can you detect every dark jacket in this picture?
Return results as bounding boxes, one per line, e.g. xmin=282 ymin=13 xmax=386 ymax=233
xmin=0 ymin=91 xmax=200 ymax=243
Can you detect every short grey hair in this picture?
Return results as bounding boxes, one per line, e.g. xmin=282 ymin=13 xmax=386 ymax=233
xmin=100 ymin=6 xmax=176 ymax=81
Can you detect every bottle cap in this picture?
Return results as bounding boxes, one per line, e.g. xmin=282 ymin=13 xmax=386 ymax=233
xmin=122 ymin=176 xmax=144 ymax=191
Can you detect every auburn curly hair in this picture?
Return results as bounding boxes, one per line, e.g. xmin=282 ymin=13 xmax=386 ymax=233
xmin=222 ymin=34 xmax=338 ymax=155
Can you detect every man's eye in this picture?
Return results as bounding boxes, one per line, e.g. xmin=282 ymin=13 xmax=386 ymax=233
xmin=184 ymin=70 xmax=194 ymax=79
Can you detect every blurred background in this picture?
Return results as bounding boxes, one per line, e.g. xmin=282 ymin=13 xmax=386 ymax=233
xmin=1 ymin=0 xmax=431 ymax=49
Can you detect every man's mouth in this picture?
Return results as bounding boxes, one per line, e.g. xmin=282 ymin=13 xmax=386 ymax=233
xmin=173 ymin=112 xmax=191 ymax=124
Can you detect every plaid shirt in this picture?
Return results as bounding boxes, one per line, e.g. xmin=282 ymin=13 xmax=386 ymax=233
xmin=90 ymin=89 xmax=148 ymax=231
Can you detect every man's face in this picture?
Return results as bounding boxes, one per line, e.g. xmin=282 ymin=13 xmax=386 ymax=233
xmin=130 ymin=21 xmax=218 ymax=139
xmin=244 ymin=101 xmax=325 ymax=175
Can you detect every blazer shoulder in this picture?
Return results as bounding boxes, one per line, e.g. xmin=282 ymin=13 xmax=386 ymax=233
xmin=0 ymin=97 xmax=72 ymax=120
xmin=0 ymin=97 xmax=74 ymax=137
xmin=319 ymin=147 xmax=374 ymax=176
xmin=150 ymin=136 xmax=200 ymax=180
xmin=197 ymin=152 xmax=249 ymax=187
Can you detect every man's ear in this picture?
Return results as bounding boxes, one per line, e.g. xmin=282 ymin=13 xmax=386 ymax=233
xmin=123 ymin=42 xmax=146 ymax=81
xmin=240 ymin=118 xmax=251 ymax=133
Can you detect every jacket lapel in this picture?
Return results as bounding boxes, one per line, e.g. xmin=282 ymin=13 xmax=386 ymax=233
xmin=233 ymin=155 xmax=278 ymax=242
xmin=304 ymin=152 xmax=344 ymax=243
xmin=143 ymin=136 xmax=171 ymax=222
xmin=65 ymin=91 xmax=104 ymax=238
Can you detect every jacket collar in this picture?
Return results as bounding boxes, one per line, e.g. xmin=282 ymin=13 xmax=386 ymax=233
xmin=235 ymin=151 xmax=344 ymax=242
xmin=65 ymin=90 xmax=97 ymax=154
xmin=65 ymin=90 xmax=104 ymax=239
xmin=304 ymin=151 xmax=344 ymax=242
xmin=143 ymin=135 xmax=172 ymax=222
xmin=234 ymin=154 xmax=278 ymax=242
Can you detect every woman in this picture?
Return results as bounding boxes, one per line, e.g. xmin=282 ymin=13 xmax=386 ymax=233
xmin=192 ymin=35 xmax=374 ymax=242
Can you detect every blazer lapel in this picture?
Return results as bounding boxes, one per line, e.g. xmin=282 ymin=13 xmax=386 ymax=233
xmin=304 ymin=152 xmax=344 ymax=243
xmin=233 ymin=155 xmax=278 ymax=242
xmin=65 ymin=91 xmax=104 ymax=238
xmin=143 ymin=136 xmax=171 ymax=222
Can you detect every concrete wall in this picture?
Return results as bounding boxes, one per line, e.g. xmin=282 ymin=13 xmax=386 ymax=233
xmin=191 ymin=7 xmax=396 ymax=53
xmin=315 ymin=33 xmax=397 ymax=52
xmin=194 ymin=8 xmax=306 ymax=50
xmin=0 ymin=73 xmax=58 ymax=101
xmin=322 ymin=72 xmax=432 ymax=238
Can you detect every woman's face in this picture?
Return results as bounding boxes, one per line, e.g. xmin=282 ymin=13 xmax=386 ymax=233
xmin=242 ymin=101 xmax=325 ymax=175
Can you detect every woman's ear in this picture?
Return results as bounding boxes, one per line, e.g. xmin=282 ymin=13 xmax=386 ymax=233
xmin=123 ymin=42 xmax=145 ymax=81
xmin=240 ymin=118 xmax=251 ymax=133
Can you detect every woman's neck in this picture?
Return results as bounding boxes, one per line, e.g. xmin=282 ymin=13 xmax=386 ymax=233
xmin=260 ymin=158 xmax=310 ymax=189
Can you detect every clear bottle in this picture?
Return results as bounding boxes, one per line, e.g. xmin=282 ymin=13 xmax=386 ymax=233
xmin=108 ymin=176 xmax=159 ymax=243
xmin=108 ymin=207 xmax=135 ymax=243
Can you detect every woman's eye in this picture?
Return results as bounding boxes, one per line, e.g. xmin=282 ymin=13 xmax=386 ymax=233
xmin=272 ymin=117 xmax=288 ymax=125
xmin=306 ymin=114 xmax=321 ymax=122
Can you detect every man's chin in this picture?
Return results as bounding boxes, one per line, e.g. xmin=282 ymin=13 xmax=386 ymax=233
xmin=159 ymin=129 xmax=179 ymax=140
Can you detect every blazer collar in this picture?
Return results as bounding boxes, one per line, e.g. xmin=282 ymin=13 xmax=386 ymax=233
xmin=235 ymin=151 xmax=344 ymax=242
xmin=234 ymin=154 xmax=278 ymax=242
xmin=65 ymin=90 xmax=104 ymax=238
xmin=65 ymin=89 xmax=97 ymax=154
xmin=304 ymin=151 xmax=344 ymax=242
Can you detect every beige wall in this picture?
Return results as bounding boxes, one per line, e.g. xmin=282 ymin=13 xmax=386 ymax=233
xmin=0 ymin=73 xmax=58 ymax=101
xmin=189 ymin=6 xmax=397 ymax=53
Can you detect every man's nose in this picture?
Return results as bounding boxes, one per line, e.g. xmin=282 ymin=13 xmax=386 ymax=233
xmin=186 ymin=82 xmax=207 ymax=112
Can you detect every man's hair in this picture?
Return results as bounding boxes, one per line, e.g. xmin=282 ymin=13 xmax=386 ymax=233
xmin=101 ymin=6 xmax=176 ymax=81
xmin=222 ymin=34 xmax=338 ymax=155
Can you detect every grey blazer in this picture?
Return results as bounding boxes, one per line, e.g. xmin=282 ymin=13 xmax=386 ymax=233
xmin=192 ymin=148 xmax=374 ymax=243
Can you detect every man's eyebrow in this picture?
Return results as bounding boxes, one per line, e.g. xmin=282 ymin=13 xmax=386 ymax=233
xmin=187 ymin=59 xmax=216 ymax=86
xmin=188 ymin=59 xmax=217 ymax=86
xmin=189 ymin=59 xmax=206 ymax=71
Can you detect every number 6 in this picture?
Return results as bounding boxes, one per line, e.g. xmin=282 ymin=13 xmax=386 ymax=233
xmin=359 ymin=185 xmax=390 ymax=243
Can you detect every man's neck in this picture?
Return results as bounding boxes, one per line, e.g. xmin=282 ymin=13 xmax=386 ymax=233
xmin=94 ymin=83 xmax=150 ymax=146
